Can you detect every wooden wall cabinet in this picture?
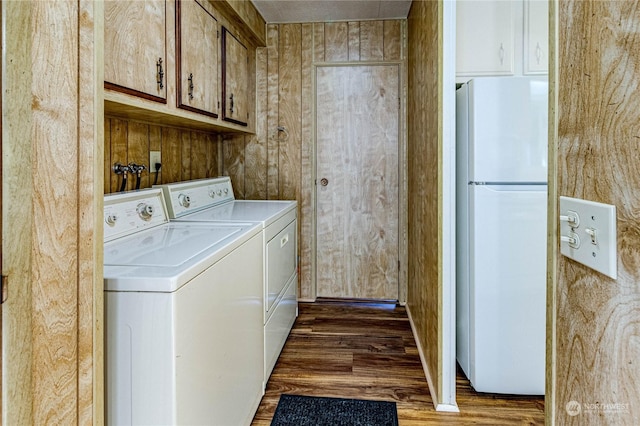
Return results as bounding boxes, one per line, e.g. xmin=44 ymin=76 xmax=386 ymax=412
xmin=222 ymin=27 xmax=249 ymax=126
xmin=104 ymin=0 xmax=262 ymax=134
xmin=177 ymin=0 xmax=219 ymax=117
xmin=105 ymin=0 xmax=168 ymax=102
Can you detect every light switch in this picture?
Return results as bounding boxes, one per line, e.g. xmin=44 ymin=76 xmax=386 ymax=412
xmin=559 ymin=196 xmax=617 ymax=279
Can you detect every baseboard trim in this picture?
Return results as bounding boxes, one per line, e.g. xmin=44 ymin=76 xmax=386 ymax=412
xmin=406 ymin=305 xmax=460 ymax=413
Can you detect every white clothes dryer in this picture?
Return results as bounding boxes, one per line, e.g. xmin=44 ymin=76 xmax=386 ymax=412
xmin=156 ymin=177 xmax=298 ymax=384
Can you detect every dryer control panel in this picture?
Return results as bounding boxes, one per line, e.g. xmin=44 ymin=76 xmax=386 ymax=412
xmin=104 ymin=188 xmax=169 ymax=242
xmin=157 ymin=177 xmax=235 ymax=219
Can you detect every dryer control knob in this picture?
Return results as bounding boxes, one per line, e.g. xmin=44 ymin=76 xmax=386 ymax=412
xmin=208 ymin=189 xmax=216 ymax=198
xmin=217 ymin=189 xmax=223 ymax=196
xmin=105 ymin=213 xmax=118 ymax=226
xmin=223 ymin=188 xmax=229 ymax=194
xmin=137 ymin=203 xmax=154 ymax=221
xmin=179 ymin=193 xmax=191 ymax=207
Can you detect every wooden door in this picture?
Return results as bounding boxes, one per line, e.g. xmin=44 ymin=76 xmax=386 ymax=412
xmin=177 ymin=0 xmax=218 ymax=117
xmin=316 ymin=65 xmax=399 ymax=300
xmin=104 ymin=0 xmax=167 ymax=102
xmin=221 ymin=27 xmax=249 ymax=126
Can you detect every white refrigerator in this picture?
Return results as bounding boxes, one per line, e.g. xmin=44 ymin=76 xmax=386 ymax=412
xmin=456 ymin=76 xmax=548 ymax=395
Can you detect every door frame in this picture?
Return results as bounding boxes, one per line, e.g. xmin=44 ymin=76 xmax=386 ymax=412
xmin=310 ymin=61 xmax=407 ymax=304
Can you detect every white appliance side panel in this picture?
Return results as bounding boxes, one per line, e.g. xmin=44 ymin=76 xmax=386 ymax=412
xmin=455 ymin=83 xmax=471 ymax=377
xmin=264 ymin=274 xmax=298 ymax=383
xmin=266 ymin=219 xmax=297 ymax=315
xmin=175 ymin=233 xmax=264 ymax=426
xmin=470 ymin=184 xmax=547 ymax=395
xmin=105 ymin=292 xmax=176 ymax=426
xmin=468 ymin=77 xmax=548 ymax=183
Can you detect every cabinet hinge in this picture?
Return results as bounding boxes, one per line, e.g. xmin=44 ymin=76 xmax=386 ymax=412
xmin=1 ymin=275 xmax=8 ymax=304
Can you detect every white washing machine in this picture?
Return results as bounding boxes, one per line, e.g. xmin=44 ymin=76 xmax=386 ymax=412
xmin=103 ymin=188 xmax=264 ymax=426
xmin=157 ymin=177 xmax=298 ymax=384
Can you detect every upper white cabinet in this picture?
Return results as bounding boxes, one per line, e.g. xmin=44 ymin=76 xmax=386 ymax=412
xmin=456 ymin=1 xmax=514 ymax=76
xmin=524 ymin=0 xmax=549 ymax=74
xmin=457 ymin=0 xmax=548 ymax=78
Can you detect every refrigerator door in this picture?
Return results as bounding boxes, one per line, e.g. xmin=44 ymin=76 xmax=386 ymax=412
xmin=468 ymin=77 xmax=548 ymax=183
xmin=469 ymin=184 xmax=546 ymax=394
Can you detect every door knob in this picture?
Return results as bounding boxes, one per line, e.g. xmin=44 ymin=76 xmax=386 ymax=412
xmin=320 ymin=178 xmax=329 ymax=186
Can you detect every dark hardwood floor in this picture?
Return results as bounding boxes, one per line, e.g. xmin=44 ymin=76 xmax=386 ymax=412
xmin=251 ymin=301 xmax=544 ymax=425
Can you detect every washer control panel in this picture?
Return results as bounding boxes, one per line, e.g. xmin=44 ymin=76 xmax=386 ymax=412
xmin=104 ymin=188 xmax=169 ymax=242
xmin=157 ymin=177 xmax=235 ymax=219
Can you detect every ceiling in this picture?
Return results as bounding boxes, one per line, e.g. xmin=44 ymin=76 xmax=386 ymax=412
xmin=250 ymin=0 xmax=412 ymax=23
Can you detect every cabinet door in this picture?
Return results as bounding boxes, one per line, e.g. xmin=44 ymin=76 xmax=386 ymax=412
xmin=524 ymin=0 xmax=548 ymax=74
xmin=221 ymin=28 xmax=249 ymax=126
xmin=177 ymin=0 xmax=219 ymax=117
xmin=456 ymin=1 xmax=514 ymax=76
xmin=105 ymin=0 xmax=167 ymax=102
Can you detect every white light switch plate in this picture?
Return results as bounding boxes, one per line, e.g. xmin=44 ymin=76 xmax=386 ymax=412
xmin=559 ymin=196 xmax=617 ymax=279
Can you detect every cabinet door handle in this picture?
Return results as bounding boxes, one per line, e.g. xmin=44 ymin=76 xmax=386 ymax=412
xmin=156 ymin=58 xmax=164 ymax=89
xmin=188 ymin=73 xmax=194 ymax=100
xmin=498 ymin=43 xmax=505 ymax=65
xmin=229 ymin=93 xmax=234 ymax=114
xmin=535 ymin=42 xmax=542 ymax=64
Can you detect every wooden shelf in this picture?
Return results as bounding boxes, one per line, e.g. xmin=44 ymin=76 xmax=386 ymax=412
xmin=104 ymin=90 xmax=254 ymax=135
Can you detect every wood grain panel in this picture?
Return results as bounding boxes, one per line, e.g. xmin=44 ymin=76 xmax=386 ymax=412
xmin=104 ymin=119 xmax=112 ymax=192
xmin=127 ymin=122 xmax=150 ymax=190
xmin=190 ymin=131 xmax=207 ymax=180
xmin=313 ymin=22 xmax=325 ymax=62
xmin=360 ymin=21 xmax=384 ymax=61
xmin=161 ymin=126 xmax=181 ymax=184
xmin=555 ymin=1 xmax=640 ymax=424
xmin=32 ymin=1 xmax=79 ymax=423
xmin=348 ymin=21 xmax=360 ymax=61
xmin=324 ymin=22 xmax=349 ymax=62
xmin=300 ymin=23 xmax=314 ymax=300
xmin=383 ymin=20 xmax=402 ymax=61
xmin=316 ymin=65 xmax=400 ymax=300
xmin=109 ymin=118 xmax=128 ymax=192
xmin=407 ymin=0 xmax=441 ymax=407
xmin=267 ymin=24 xmax=280 ymax=198
xmin=180 ymin=130 xmax=192 ymax=180
xmin=223 ymin=135 xmax=246 ymax=198
xmin=245 ymin=47 xmax=268 ymax=200
xmin=277 ymin=24 xmax=301 ymax=201
xmin=4 ymin=3 xmax=36 ymax=424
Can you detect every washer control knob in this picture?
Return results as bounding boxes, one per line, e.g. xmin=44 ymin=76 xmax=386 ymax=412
xmin=105 ymin=213 xmax=118 ymax=226
xmin=223 ymin=188 xmax=229 ymax=194
xmin=217 ymin=189 xmax=223 ymax=196
xmin=137 ymin=203 xmax=154 ymax=221
xmin=208 ymin=189 xmax=216 ymax=198
xmin=178 ymin=193 xmax=191 ymax=207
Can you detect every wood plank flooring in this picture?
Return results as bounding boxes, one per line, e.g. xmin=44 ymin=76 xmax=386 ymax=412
xmin=251 ymin=301 xmax=544 ymax=425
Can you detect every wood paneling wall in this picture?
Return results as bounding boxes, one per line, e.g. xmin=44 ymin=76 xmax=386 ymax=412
xmin=222 ymin=20 xmax=404 ymax=301
xmin=103 ymin=117 xmax=221 ymax=193
xmin=3 ymin=1 xmax=102 ymax=423
xmin=554 ymin=1 xmax=640 ymax=424
xmin=406 ymin=0 xmax=442 ymax=408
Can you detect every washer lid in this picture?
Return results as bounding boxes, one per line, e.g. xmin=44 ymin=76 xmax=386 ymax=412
xmin=104 ymin=222 xmax=261 ymax=292
xmin=104 ymin=223 xmax=243 ymax=267
xmin=178 ymin=200 xmax=297 ymax=227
